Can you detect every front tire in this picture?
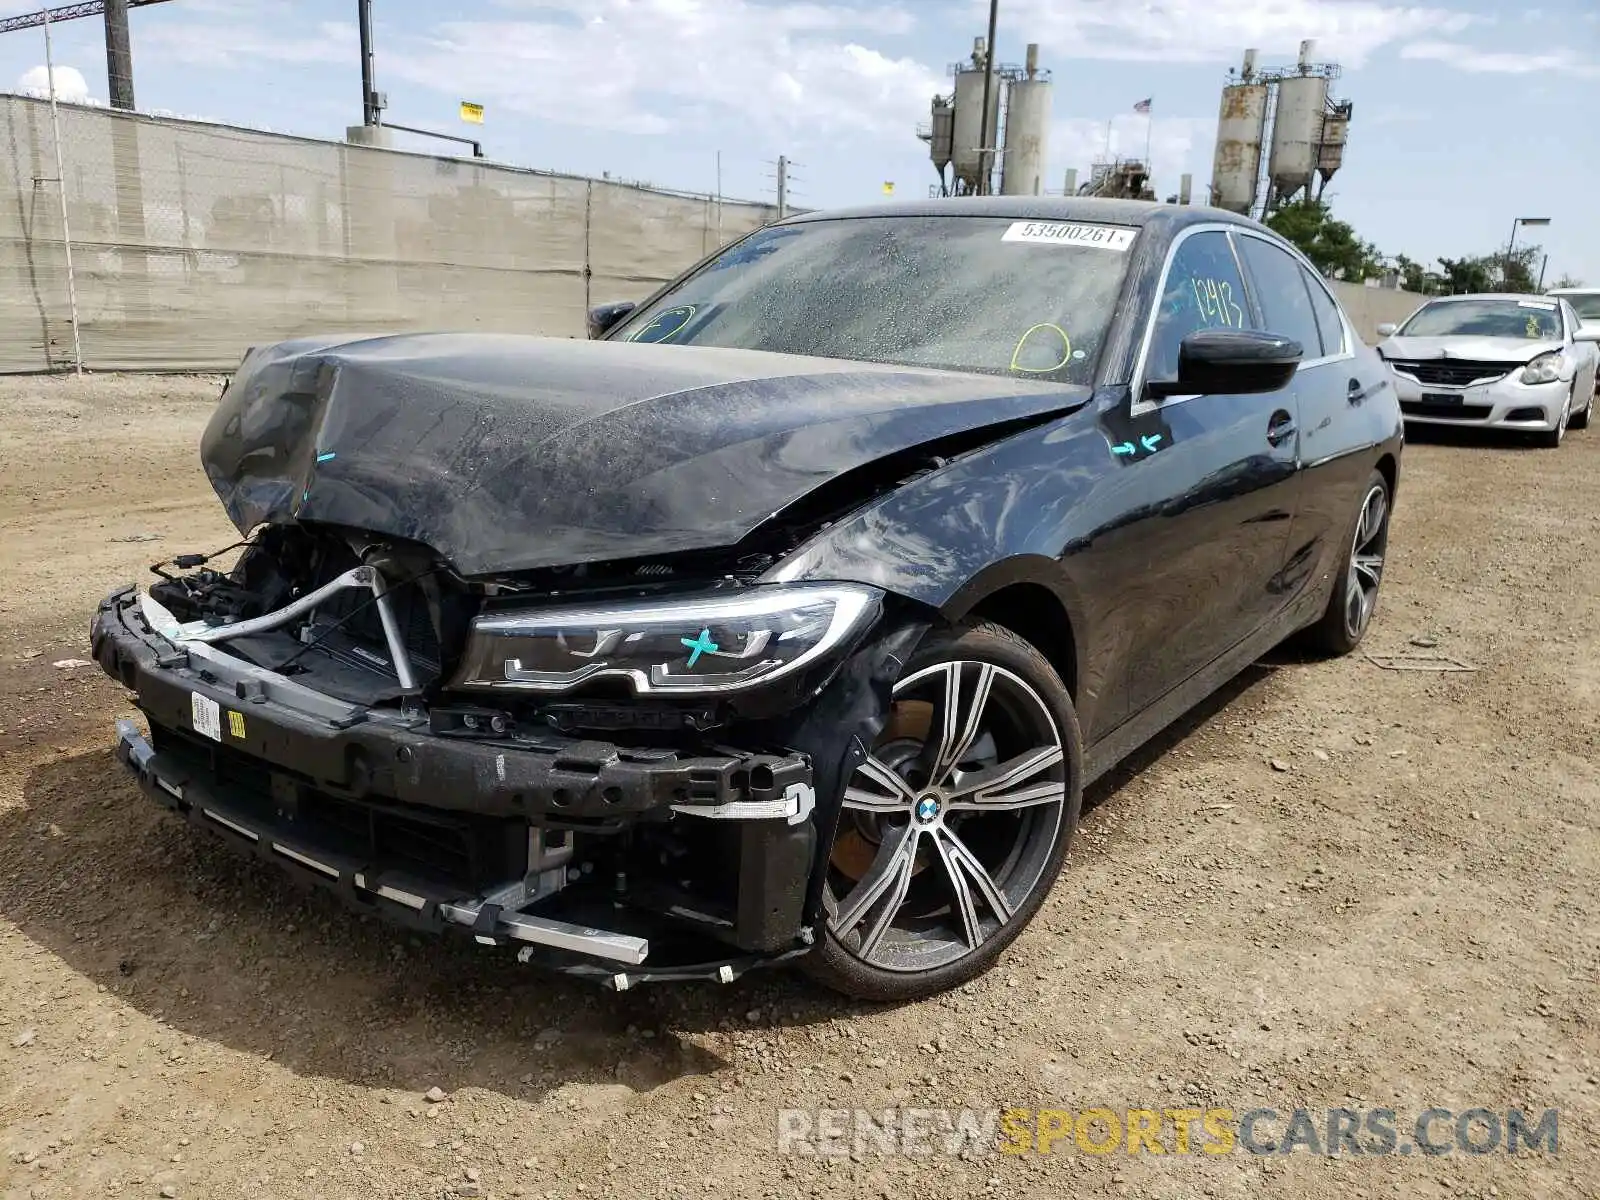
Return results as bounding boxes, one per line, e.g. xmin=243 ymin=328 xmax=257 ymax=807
xmin=801 ymin=621 xmax=1083 ymax=1001
xmin=1305 ymin=469 xmax=1390 ymax=657
xmin=1570 ymin=386 xmax=1592 ymax=431
xmin=1537 ymin=387 xmax=1573 ymax=448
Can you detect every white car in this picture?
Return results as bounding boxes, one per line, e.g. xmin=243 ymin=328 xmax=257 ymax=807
xmin=1546 ymin=286 xmax=1600 ymax=344
xmin=1376 ymin=293 xmax=1598 ymax=448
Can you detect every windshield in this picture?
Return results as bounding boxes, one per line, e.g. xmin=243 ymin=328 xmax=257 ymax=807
xmin=1562 ymin=293 xmax=1600 ymax=321
xmin=608 ymin=216 xmax=1137 ymax=386
xmin=1399 ymin=298 xmax=1563 ymax=340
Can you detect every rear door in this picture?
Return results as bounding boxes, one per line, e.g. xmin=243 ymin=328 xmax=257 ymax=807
xmin=1097 ymin=227 xmax=1303 ymax=724
xmin=1235 ymin=232 xmax=1381 ymax=603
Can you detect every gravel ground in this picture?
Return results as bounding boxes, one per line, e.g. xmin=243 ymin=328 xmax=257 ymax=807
xmin=0 ymin=373 xmax=1596 ymax=1200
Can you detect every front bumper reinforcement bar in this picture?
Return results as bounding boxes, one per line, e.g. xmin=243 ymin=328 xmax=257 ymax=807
xmin=115 ymin=718 xmax=650 ymax=964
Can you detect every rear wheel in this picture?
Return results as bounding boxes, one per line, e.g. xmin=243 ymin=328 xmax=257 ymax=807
xmin=1305 ymin=469 xmax=1390 ymax=657
xmin=801 ymin=621 xmax=1082 ymax=1001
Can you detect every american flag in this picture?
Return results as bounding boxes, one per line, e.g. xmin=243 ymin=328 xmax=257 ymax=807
xmin=1133 ymin=98 xmax=1152 ymax=114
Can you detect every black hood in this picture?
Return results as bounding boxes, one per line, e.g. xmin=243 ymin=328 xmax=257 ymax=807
xmin=201 ymin=333 xmax=1090 ymax=575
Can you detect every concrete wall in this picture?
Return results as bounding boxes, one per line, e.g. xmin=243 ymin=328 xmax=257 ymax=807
xmin=0 ymin=97 xmax=778 ymax=372
xmin=1 ymin=95 xmax=1430 ymax=373
xmin=1332 ymin=281 xmax=1426 ymax=344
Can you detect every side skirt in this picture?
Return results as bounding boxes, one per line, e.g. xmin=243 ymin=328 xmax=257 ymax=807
xmin=1082 ymin=585 xmax=1327 ymax=786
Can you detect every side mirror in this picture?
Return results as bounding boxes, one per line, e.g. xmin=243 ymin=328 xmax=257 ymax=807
xmin=1375 ymin=322 xmax=1398 ymax=338
xmin=1146 ymin=329 xmax=1303 ymax=400
xmin=1574 ymin=327 xmax=1600 ymax=344
xmin=587 ymin=301 xmax=637 ymax=340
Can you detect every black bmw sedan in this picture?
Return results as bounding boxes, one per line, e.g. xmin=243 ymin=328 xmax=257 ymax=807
xmin=91 ymin=197 xmax=1401 ymax=1001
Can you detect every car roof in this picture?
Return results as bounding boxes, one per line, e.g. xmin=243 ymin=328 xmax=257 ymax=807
xmin=1547 ymin=286 xmax=1598 ymax=296
xmin=777 ymin=194 xmax=1271 ymax=236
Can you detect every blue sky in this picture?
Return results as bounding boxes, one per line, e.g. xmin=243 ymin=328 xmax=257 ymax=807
xmin=4 ymin=0 xmax=1598 ymax=282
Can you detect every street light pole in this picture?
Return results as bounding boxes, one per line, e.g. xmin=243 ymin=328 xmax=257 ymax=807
xmin=977 ymin=0 xmax=999 ymax=195
xmin=1506 ymin=216 xmax=1551 ymax=290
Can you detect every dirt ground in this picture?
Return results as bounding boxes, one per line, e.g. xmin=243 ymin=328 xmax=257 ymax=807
xmin=0 ymin=373 xmax=1596 ymax=1200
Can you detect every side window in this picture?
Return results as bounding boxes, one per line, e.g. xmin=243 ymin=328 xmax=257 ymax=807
xmin=1302 ymin=268 xmax=1347 ymax=357
xmin=1236 ymin=236 xmax=1322 ymax=361
xmin=1146 ymin=231 xmax=1255 ymax=382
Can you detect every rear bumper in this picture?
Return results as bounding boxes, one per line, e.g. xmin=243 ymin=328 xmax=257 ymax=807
xmin=91 ymin=585 xmax=827 ymax=987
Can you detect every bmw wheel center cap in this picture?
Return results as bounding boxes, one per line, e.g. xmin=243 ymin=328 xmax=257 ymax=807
xmin=915 ymin=794 xmax=941 ymax=824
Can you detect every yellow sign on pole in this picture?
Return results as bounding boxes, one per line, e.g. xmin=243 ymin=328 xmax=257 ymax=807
xmin=459 ymin=101 xmax=485 ymax=125
xmin=882 ymin=181 xmax=895 ymax=195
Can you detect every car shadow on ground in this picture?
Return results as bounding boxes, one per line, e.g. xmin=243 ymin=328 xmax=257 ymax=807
xmin=1083 ymin=661 xmax=1277 ymax=812
xmin=5 ymin=749 xmax=769 ymax=1103
xmin=1400 ymin=422 xmax=1557 ymax=451
xmin=5 ymin=663 xmax=1282 ymax=1095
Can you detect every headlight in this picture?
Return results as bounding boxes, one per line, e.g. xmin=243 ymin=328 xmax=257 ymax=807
xmin=1521 ymin=352 xmax=1564 ymax=385
xmin=454 ymin=584 xmax=882 ymax=696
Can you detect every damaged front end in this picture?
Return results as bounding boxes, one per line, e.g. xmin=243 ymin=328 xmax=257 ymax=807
xmin=92 ymin=519 xmax=928 ymax=989
xmin=89 ymin=333 xmax=1092 ymax=987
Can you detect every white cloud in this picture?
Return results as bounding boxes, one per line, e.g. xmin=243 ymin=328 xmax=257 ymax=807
xmin=381 ymin=0 xmax=941 ymax=139
xmin=1400 ymin=41 xmax=1600 ymax=76
xmin=990 ymin=0 xmax=1474 ymax=68
xmin=14 ymin=64 xmax=102 ymax=105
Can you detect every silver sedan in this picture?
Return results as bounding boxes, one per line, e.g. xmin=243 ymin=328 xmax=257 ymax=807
xmin=1376 ymin=293 xmax=1599 ymax=448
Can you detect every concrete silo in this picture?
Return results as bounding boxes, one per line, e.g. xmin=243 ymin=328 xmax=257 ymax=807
xmin=1209 ymin=49 xmax=1268 ymax=214
xmin=950 ymin=39 xmax=999 ymax=194
xmin=1268 ymin=40 xmax=1330 ymax=206
xmin=1316 ymin=101 xmax=1352 ymax=198
xmin=1000 ymin=44 xmax=1051 ymax=197
xmin=928 ymin=96 xmax=955 ymax=177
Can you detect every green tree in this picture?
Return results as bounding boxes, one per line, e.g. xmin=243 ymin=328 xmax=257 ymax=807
xmin=1551 ymin=273 xmax=1583 ymax=290
xmin=1265 ymin=200 xmax=1384 ymax=282
xmin=1435 ymin=246 xmax=1543 ymax=294
xmin=1436 ymin=255 xmax=1496 ymax=295
xmin=1394 ymin=254 xmax=1427 ymax=294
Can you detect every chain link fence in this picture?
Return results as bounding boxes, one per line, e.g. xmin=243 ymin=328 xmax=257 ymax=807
xmin=0 ymin=95 xmax=779 ymax=372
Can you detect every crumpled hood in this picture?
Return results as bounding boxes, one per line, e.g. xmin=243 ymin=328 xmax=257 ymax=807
xmin=201 ymin=332 xmax=1090 ymax=575
xmin=1380 ymin=334 xmax=1563 ymax=363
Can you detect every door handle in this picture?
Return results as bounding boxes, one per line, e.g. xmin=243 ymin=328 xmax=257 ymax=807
xmin=1267 ymin=409 xmax=1296 ymax=447
xmin=1347 ymin=378 xmax=1368 ymax=405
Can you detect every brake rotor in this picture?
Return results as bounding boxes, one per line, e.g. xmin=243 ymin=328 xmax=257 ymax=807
xmin=829 ymin=698 xmax=935 ymax=883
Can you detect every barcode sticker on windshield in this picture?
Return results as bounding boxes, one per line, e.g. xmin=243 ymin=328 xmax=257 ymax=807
xmin=1002 ymin=221 xmax=1136 ymax=251
xmin=1517 ymin=300 xmax=1557 ymax=309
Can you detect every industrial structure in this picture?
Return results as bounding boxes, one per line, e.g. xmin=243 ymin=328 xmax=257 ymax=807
xmin=1209 ymin=40 xmax=1353 ymax=218
xmin=919 ymin=38 xmax=1052 ymax=197
xmin=0 ymin=0 xmax=168 ymax=110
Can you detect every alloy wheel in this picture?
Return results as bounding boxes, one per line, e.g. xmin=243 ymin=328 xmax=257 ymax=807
xmin=1344 ymin=482 xmax=1389 ymax=642
xmin=825 ymin=659 xmax=1068 ymax=974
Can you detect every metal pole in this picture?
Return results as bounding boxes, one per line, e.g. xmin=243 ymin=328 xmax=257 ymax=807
xmin=1506 ymin=218 xmax=1518 ymax=289
xmin=103 ymin=0 xmax=135 ymax=109
xmin=358 ymin=0 xmax=378 ymax=125
xmin=977 ymin=0 xmax=998 ymax=195
xmin=40 ymin=6 xmax=84 ymax=375
xmin=776 ymin=154 xmax=788 ymax=220
xmin=1537 ymin=254 xmax=1548 ymax=293
xmin=715 ymin=149 xmax=723 ymax=245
